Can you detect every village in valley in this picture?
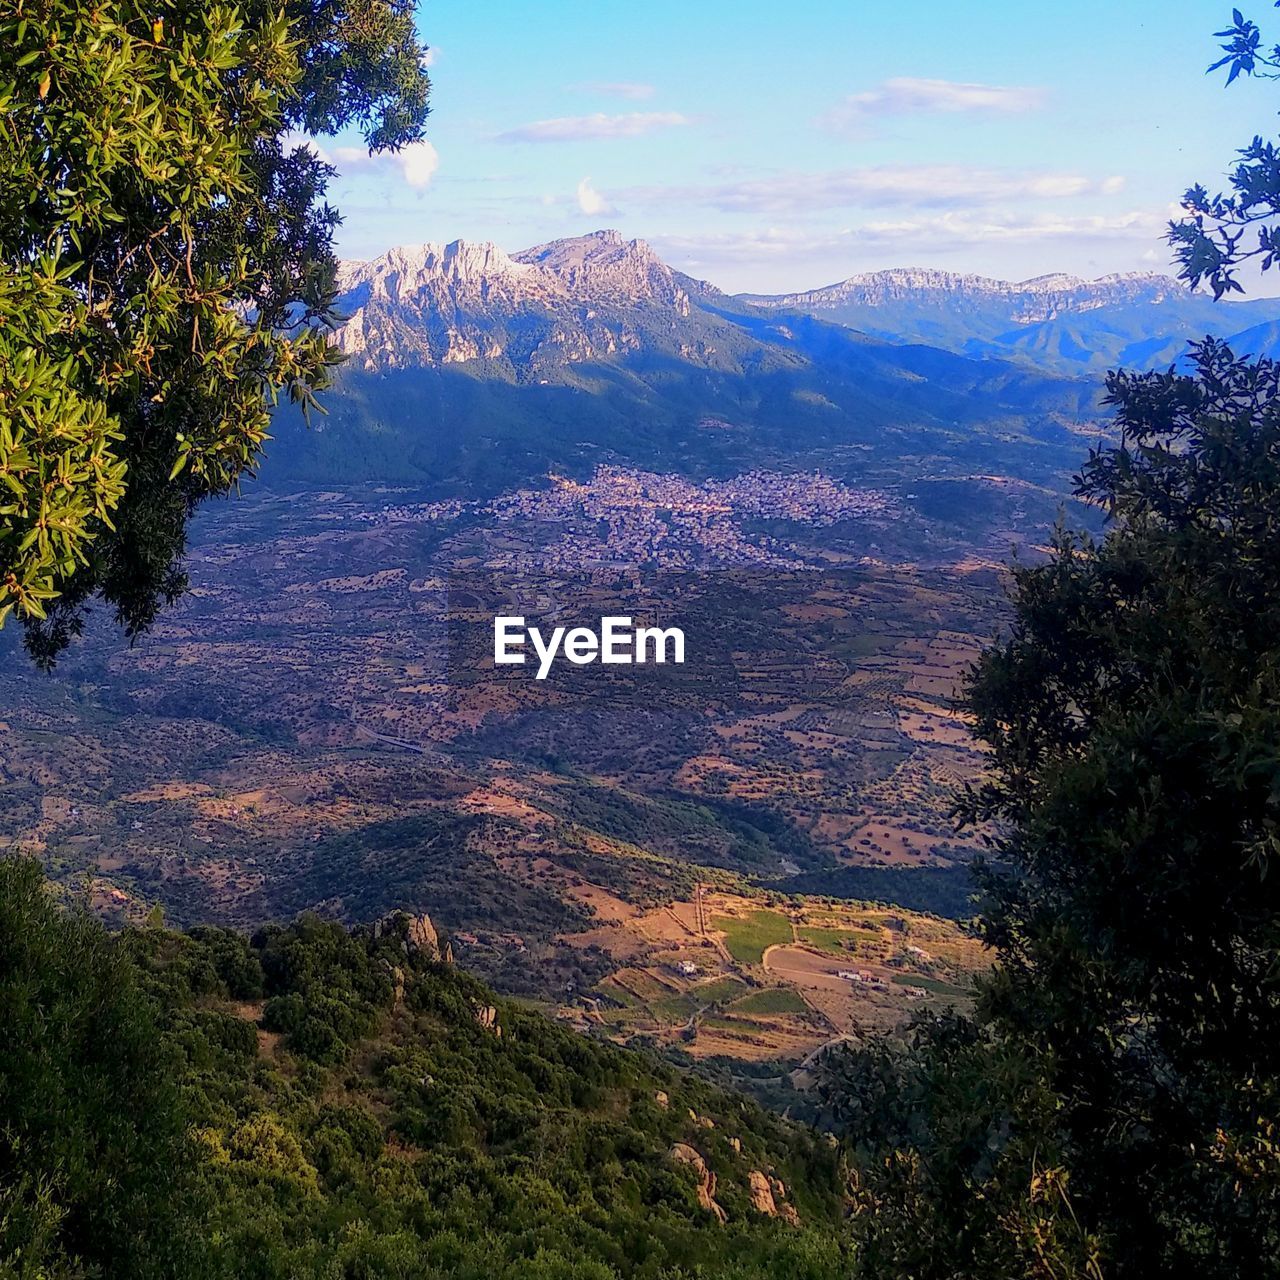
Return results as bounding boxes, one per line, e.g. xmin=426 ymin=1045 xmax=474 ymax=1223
xmin=0 ymin=469 xmax=1004 ymax=1072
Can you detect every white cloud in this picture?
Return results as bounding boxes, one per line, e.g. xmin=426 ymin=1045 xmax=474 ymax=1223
xmin=651 ymin=210 xmax=1166 ymax=269
xmin=1100 ymin=175 xmax=1127 ymax=196
xmin=420 ymin=46 xmax=438 ymax=69
xmin=495 ymin=111 xmax=690 ymax=143
xmin=624 ymin=165 xmax=1117 ymax=215
xmin=652 ymin=228 xmax=827 ymax=262
xmin=1025 ymin=174 xmax=1092 ymax=198
xmin=824 ymin=77 xmax=1046 ymax=131
xmin=576 ymin=177 xmax=614 ymax=216
xmin=396 ymin=140 xmax=440 ymax=189
xmin=852 ymin=209 xmax=1165 ymax=246
xmin=573 ymin=81 xmax=656 ymax=100
xmin=286 ymin=135 xmax=439 ymax=190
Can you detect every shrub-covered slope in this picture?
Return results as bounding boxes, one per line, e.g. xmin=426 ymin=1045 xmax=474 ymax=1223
xmin=0 ymin=858 xmax=847 ymax=1279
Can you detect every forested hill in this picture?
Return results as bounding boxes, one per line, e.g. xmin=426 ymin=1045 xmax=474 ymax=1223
xmin=0 ymin=858 xmax=847 ymax=1279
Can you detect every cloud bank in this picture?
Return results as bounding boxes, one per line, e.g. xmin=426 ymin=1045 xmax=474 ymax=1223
xmin=824 ymin=76 xmax=1046 ymax=131
xmin=623 ymin=164 xmax=1124 ymax=215
xmin=651 ymin=209 xmax=1164 ymax=268
xmin=496 ymin=111 xmax=690 ymax=143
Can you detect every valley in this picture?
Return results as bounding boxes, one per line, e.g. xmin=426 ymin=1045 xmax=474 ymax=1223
xmin=2 ymin=463 xmax=1005 ymax=1066
xmin=5 ymin=230 xmax=1218 ymax=1074
xmin=4 ymin=0 xmax=1273 ymax=1268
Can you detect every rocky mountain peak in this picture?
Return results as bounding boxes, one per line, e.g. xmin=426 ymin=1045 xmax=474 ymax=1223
xmin=338 ymin=239 xmax=541 ymax=302
xmin=513 ymin=230 xmax=687 ymax=309
xmin=735 ymin=266 xmax=1202 ymax=342
xmin=330 ymin=230 xmax=705 ymax=372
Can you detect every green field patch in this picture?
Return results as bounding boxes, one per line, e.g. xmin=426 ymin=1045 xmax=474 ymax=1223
xmin=603 ymin=1005 xmax=656 ymax=1026
xmin=829 ymin=631 xmax=888 ymax=660
xmin=650 ymin=993 xmax=699 ymax=1023
xmin=728 ymin=987 xmax=809 ymax=1016
xmin=712 ymin=909 xmax=793 ymax=964
xmin=701 ymin=1015 xmax=770 ymax=1035
xmin=797 ymin=925 xmax=879 ymax=957
xmin=612 ymin=971 xmax=676 ymax=1001
xmin=690 ymin=977 xmax=750 ymax=1006
xmin=652 ymin=977 xmax=749 ymax=1023
xmin=597 ymin=981 xmax=641 ymax=1009
xmin=891 ymin=973 xmax=970 ymax=997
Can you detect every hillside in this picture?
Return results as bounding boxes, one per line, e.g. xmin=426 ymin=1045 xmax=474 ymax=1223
xmin=741 ymin=266 xmax=1280 ymax=373
xmin=0 ymin=492 xmax=998 ymax=1071
xmin=1 ymin=857 xmax=848 ymax=1278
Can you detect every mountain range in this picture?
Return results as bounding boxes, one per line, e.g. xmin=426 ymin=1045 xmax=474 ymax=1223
xmin=267 ymin=231 xmax=1103 ymax=497
xmin=331 ymin=233 xmax=1280 ymax=382
xmin=742 ymin=266 xmax=1280 ymax=373
xmin=264 ymin=230 xmax=1280 ymax=504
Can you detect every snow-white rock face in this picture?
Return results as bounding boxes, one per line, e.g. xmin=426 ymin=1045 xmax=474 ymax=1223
xmin=332 ymin=230 xmax=693 ymax=372
xmin=338 ymin=241 xmax=553 ymax=311
xmin=746 ymin=267 xmax=1183 ymax=323
xmin=513 ymin=229 xmax=690 ymax=312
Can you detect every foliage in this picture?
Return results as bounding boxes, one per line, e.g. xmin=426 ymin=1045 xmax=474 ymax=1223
xmin=0 ymin=0 xmax=430 ymax=662
xmin=821 ymin=14 xmax=1280 ymax=1268
xmin=0 ymin=857 xmax=849 ymax=1279
xmin=823 ymin=1015 xmax=1104 ymax=1280
xmin=823 ymin=336 xmax=1280 ymax=1274
xmin=0 ymin=857 xmax=210 ymax=1278
xmin=1170 ymin=6 xmax=1280 ymax=295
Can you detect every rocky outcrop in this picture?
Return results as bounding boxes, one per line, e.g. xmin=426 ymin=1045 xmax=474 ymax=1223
xmin=405 ymin=914 xmax=439 ymax=956
xmin=374 ymin=911 xmax=441 ymax=962
xmin=747 ymin=1170 xmax=777 ymax=1216
xmin=474 ymin=1004 xmax=501 ymax=1037
xmin=669 ymin=1144 xmax=726 ymax=1223
xmin=746 ymin=1171 xmax=801 ymax=1225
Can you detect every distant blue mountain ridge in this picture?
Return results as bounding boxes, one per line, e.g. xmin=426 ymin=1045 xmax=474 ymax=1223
xmin=739 ymin=267 xmax=1280 ymax=374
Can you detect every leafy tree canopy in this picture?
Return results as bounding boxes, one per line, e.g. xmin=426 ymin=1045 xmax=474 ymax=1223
xmin=1171 ymin=5 xmax=1280 ymax=295
xmin=0 ymin=0 xmax=430 ymax=664
xmin=824 ymin=10 xmax=1280 ymax=1275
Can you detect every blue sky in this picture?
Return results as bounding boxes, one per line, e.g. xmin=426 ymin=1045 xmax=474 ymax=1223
xmin=313 ymin=0 xmax=1277 ymax=293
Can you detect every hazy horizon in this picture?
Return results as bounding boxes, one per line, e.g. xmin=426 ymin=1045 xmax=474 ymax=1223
xmin=334 ymin=225 xmax=1280 ymax=299
xmin=303 ymin=0 xmax=1276 ymax=294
